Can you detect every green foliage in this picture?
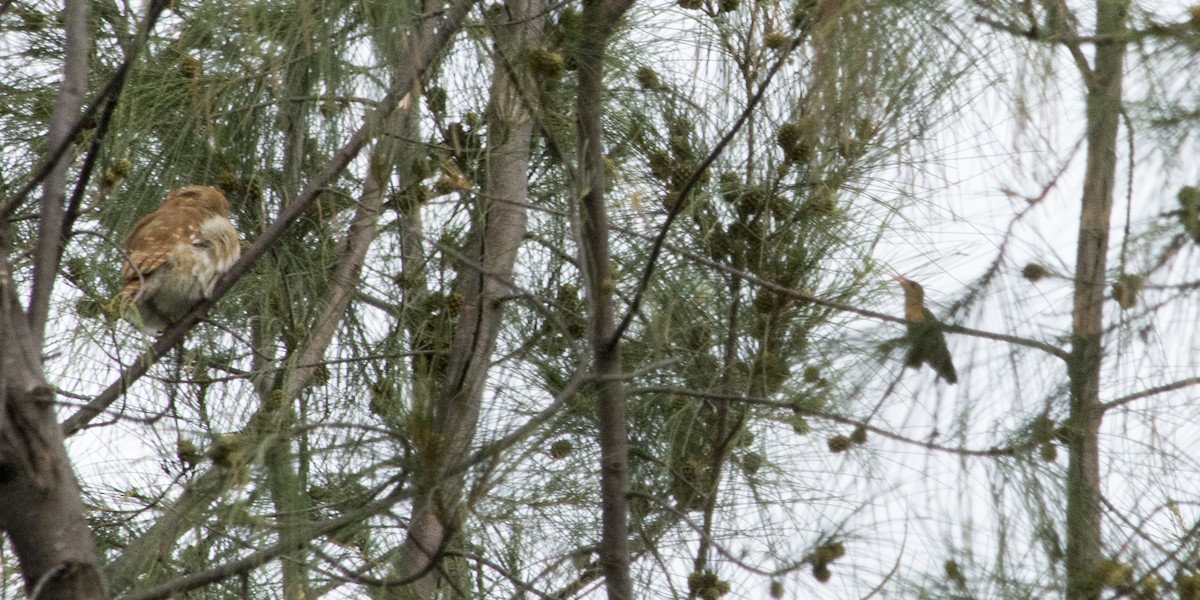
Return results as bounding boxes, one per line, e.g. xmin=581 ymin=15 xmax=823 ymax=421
xmin=687 ymin=570 xmax=732 ymax=599
xmin=1 ymin=0 xmax=985 ymax=596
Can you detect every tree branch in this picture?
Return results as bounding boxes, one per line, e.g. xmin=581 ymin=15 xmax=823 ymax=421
xmin=26 ymin=0 xmax=91 ymax=344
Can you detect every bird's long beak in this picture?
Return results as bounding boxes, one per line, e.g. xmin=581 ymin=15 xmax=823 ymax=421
xmin=891 ymin=274 xmax=909 ymax=284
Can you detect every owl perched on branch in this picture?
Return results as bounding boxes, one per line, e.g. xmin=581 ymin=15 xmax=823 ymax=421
xmin=120 ymin=185 xmax=240 ymax=332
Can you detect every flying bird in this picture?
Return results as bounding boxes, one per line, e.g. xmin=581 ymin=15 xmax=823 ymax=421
xmin=120 ymin=185 xmax=240 ymax=332
xmin=893 ymin=275 xmax=957 ymax=384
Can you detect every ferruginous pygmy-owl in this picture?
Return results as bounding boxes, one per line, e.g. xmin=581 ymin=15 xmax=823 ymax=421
xmin=120 ymin=185 xmax=240 ymax=332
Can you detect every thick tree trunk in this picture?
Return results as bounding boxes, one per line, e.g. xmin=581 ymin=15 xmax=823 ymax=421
xmin=1065 ymin=1 xmax=1127 ymax=599
xmin=0 ymin=284 xmax=105 ymax=600
xmin=390 ymin=1 xmax=541 ymax=596
xmin=0 ymin=1 xmax=107 ymax=597
xmin=573 ymin=0 xmax=635 ymax=597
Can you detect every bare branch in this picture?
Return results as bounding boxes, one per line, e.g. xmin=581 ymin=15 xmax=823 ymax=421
xmin=630 ymin=385 xmax=1020 ymax=458
xmin=26 ymin=0 xmax=91 ymax=344
xmin=1100 ymin=376 xmax=1200 ymax=412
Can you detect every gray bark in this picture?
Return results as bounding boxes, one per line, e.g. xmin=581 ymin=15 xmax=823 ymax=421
xmin=1065 ymin=1 xmax=1127 ymax=598
xmin=573 ymin=0 xmax=636 ymax=596
xmin=28 ymin=0 xmax=90 ymax=344
xmin=0 ymin=275 xmax=105 ymax=599
xmin=390 ymin=1 xmax=541 ymax=595
xmin=0 ymin=1 xmax=106 ymax=597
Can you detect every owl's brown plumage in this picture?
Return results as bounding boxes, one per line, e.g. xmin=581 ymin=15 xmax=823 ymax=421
xmin=121 ymin=185 xmax=240 ymax=331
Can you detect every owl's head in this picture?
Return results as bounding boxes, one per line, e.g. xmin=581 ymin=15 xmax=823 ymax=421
xmin=162 ymin=185 xmax=230 ymax=217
